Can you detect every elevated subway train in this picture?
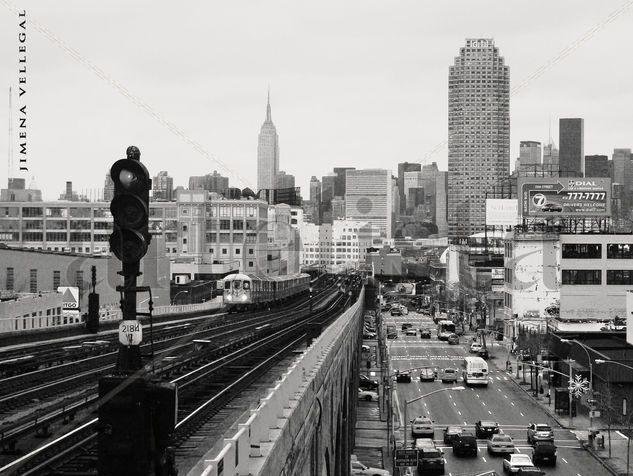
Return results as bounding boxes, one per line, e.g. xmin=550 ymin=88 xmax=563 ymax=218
xmin=222 ymin=273 xmax=311 ymax=312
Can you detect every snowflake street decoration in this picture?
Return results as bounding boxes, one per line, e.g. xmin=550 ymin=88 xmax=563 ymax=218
xmin=568 ymin=374 xmax=590 ymax=398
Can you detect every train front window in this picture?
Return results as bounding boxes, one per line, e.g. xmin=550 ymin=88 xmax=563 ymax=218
xmin=243 ymin=282 xmax=250 ymax=290
xmin=234 ymin=281 xmax=242 ymax=289
xmin=224 ymin=281 xmax=231 ymax=290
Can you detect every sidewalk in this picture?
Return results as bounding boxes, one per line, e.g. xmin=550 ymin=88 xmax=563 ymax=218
xmin=484 ymin=335 xmax=631 ymax=476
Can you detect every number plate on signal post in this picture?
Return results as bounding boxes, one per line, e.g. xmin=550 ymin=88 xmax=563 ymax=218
xmin=119 ymin=320 xmax=142 ymax=345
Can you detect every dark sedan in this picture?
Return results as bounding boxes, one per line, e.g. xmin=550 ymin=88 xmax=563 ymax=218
xmin=419 ymin=329 xmax=432 ymax=339
xmin=475 ymin=420 xmax=500 ymax=439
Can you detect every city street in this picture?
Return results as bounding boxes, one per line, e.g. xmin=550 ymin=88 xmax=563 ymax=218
xmin=385 ymin=310 xmax=610 ymax=476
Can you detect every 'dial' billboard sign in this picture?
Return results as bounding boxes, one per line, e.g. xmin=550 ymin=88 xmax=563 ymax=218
xmin=518 ymin=177 xmax=611 ymax=218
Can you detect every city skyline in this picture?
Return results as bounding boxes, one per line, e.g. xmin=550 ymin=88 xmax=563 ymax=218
xmin=0 ymin=2 xmax=632 ymax=200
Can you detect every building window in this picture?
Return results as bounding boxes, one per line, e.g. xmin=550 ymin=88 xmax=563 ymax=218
xmin=220 ymin=219 xmax=231 ymax=230
xmin=248 ymin=248 xmax=254 ymax=255
xmin=222 ymin=248 xmax=227 ymax=255
xmin=233 ymin=220 xmax=244 ymax=230
xmin=606 ymin=270 xmax=633 ymax=285
xmin=607 ymin=244 xmax=633 ymax=259
xmin=30 ymin=269 xmax=37 ymax=293
xmin=562 ymin=244 xmax=602 ymax=259
xmin=220 ymin=205 xmax=231 ymax=217
xmin=236 ymin=249 xmax=241 ymax=255
xmin=561 ymin=269 xmax=601 ymax=285
xmin=53 ymin=270 xmax=60 ymax=289
xmin=248 ymin=261 xmax=254 ymax=267
xmin=182 ymin=238 xmax=187 ymax=244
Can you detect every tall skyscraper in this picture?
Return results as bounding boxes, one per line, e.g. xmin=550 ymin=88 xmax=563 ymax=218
xmin=397 ymin=162 xmax=421 ymax=212
xmin=320 ymin=174 xmax=336 ymax=224
xmin=612 ymin=148 xmax=633 ymax=212
xmin=584 ymin=155 xmax=609 ymax=178
xmin=559 ymin=118 xmax=584 ymax=177
xmin=542 ymin=141 xmax=559 ymax=176
xmin=448 ymin=38 xmax=510 ymax=239
xmin=103 ymin=173 xmax=114 ymax=201
xmin=333 ymin=167 xmax=354 ymax=197
xmin=188 ymin=171 xmax=228 ymax=196
xmin=257 ymin=91 xmax=280 ymax=192
xmin=153 ymin=171 xmax=174 ymax=200
xmin=309 ymin=176 xmax=321 ymax=203
xmin=345 ymin=169 xmax=393 ymax=238
xmin=275 ymin=171 xmax=295 ymax=189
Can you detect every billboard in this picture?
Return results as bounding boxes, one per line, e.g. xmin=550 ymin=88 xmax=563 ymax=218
xmin=57 ymin=286 xmax=80 ymax=311
xmin=518 ymin=177 xmax=611 ymax=217
xmin=486 ymin=199 xmax=518 ymax=226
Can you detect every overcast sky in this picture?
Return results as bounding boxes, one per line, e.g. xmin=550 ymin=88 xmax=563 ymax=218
xmin=0 ymin=1 xmax=632 ymax=200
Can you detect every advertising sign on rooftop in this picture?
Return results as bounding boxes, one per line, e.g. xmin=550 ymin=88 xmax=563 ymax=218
xmin=485 ymin=199 xmax=518 ymax=226
xmin=518 ymin=177 xmax=611 ymax=218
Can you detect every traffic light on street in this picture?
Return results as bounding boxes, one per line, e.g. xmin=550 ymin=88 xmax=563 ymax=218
xmin=109 ymin=146 xmax=152 ymax=263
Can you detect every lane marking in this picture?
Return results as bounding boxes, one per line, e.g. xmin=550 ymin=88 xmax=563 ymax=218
xmin=482 ymin=402 xmax=486 ymax=406
xmin=616 ymin=431 xmax=629 ymax=440
xmin=482 ymin=456 xmax=487 ymax=462
xmin=504 ymin=395 xmax=508 ymax=399
xmin=488 ymin=410 xmax=492 ymax=415
xmin=520 ymin=412 xmax=524 ymax=417
xmin=511 ymin=402 xmax=515 ymax=406
xmin=562 ymin=457 xmax=569 ymax=464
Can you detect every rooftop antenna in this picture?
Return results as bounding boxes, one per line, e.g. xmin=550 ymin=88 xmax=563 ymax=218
xmin=8 ymin=87 xmax=13 ymax=182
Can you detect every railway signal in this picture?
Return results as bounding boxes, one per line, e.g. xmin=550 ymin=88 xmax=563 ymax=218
xmin=109 ymin=146 xmax=152 ymax=263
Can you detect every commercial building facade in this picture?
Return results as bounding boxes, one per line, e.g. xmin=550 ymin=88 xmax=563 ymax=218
xmin=345 ymin=169 xmax=393 ymax=238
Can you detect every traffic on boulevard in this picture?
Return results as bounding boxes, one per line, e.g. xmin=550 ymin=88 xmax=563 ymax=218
xmin=382 ymin=309 xmax=609 ymax=476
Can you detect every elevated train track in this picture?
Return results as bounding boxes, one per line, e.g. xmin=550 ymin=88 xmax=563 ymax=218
xmin=0 ymin=277 xmax=362 ymax=475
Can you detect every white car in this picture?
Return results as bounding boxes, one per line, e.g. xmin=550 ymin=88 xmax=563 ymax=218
xmin=502 ymin=453 xmax=534 ymax=473
xmin=470 ymin=342 xmax=483 ymax=353
xmin=350 ymin=455 xmax=391 ymax=476
xmin=487 ymin=434 xmax=515 ymax=455
xmin=358 ymin=388 xmax=379 ymax=401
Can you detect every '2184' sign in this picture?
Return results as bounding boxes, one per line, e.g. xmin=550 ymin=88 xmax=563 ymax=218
xmin=119 ymin=320 xmax=142 ymax=346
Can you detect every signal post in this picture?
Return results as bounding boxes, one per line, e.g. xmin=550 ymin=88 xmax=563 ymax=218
xmin=98 ymin=146 xmax=177 ymax=476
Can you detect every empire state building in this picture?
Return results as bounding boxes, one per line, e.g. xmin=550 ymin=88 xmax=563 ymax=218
xmin=257 ymin=92 xmax=280 ymax=191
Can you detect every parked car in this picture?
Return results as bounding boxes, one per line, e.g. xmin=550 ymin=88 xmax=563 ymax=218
xmin=363 ymin=331 xmax=377 ymax=339
xmin=526 ymin=423 xmax=554 ymax=444
xmin=401 ymin=322 xmax=413 ymax=331
xmin=443 ymin=426 xmax=465 ymax=445
xmin=419 ymin=367 xmax=436 ymax=382
xmin=470 ymin=342 xmax=483 ymax=353
xmin=390 ymin=307 xmax=403 ymax=316
xmin=359 ymin=374 xmax=379 ymax=390
xmin=419 ymin=329 xmax=432 ymax=339
xmin=440 ymin=367 xmax=459 ymax=383
xmin=361 ymin=344 xmax=371 ymax=353
xmin=411 ymin=416 xmax=434 ymax=438
xmin=350 ymin=455 xmax=391 ymax=476
xmin=447 ymin=333 xmax=460 ymax=345
xmin=395 ymin=370 xmax=412 ymax=383
xmin=487 ymin=434 xmax=515 ymax=455
xmin=478 ymin=348 xmax=490 ymax=360
xmin=452 ymin=432 xmax=478 ymax=457
xmin=405 ymin=328 xmax=417 ymax=336
xmin=502 ymin=454 xmax=535 ymax=473
xmin=358 ymin=388 xmax=379 ymax=401
xmin=531 ymin=441 xmax=557 ymax=466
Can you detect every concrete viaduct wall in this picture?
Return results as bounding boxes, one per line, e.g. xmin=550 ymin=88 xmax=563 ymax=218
xmin=198 ymin=289 xmax=365 ymax=476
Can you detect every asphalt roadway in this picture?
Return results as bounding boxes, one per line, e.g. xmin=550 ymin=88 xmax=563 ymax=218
xmin=386 ymin=310 xmax=611 ymax=476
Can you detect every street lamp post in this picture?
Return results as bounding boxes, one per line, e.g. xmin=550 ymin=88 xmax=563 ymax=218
xmin=403 ymin=387 xmax=465 ymax=448
xmin=172 ymin=290 xmax=189 ymax=305
xmin=520 ymin=359 xmax=575 ymax=426
xmin=596 ymin=359 xmax=633 ymax=465
xmin=560 ymin=338 xmax=595 ymax=428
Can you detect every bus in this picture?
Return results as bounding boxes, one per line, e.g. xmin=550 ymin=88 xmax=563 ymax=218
xmin=437 ymin=320 xmax=456 ymax=340
xmin=462 ymin=356 xmax=489 ymax=386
